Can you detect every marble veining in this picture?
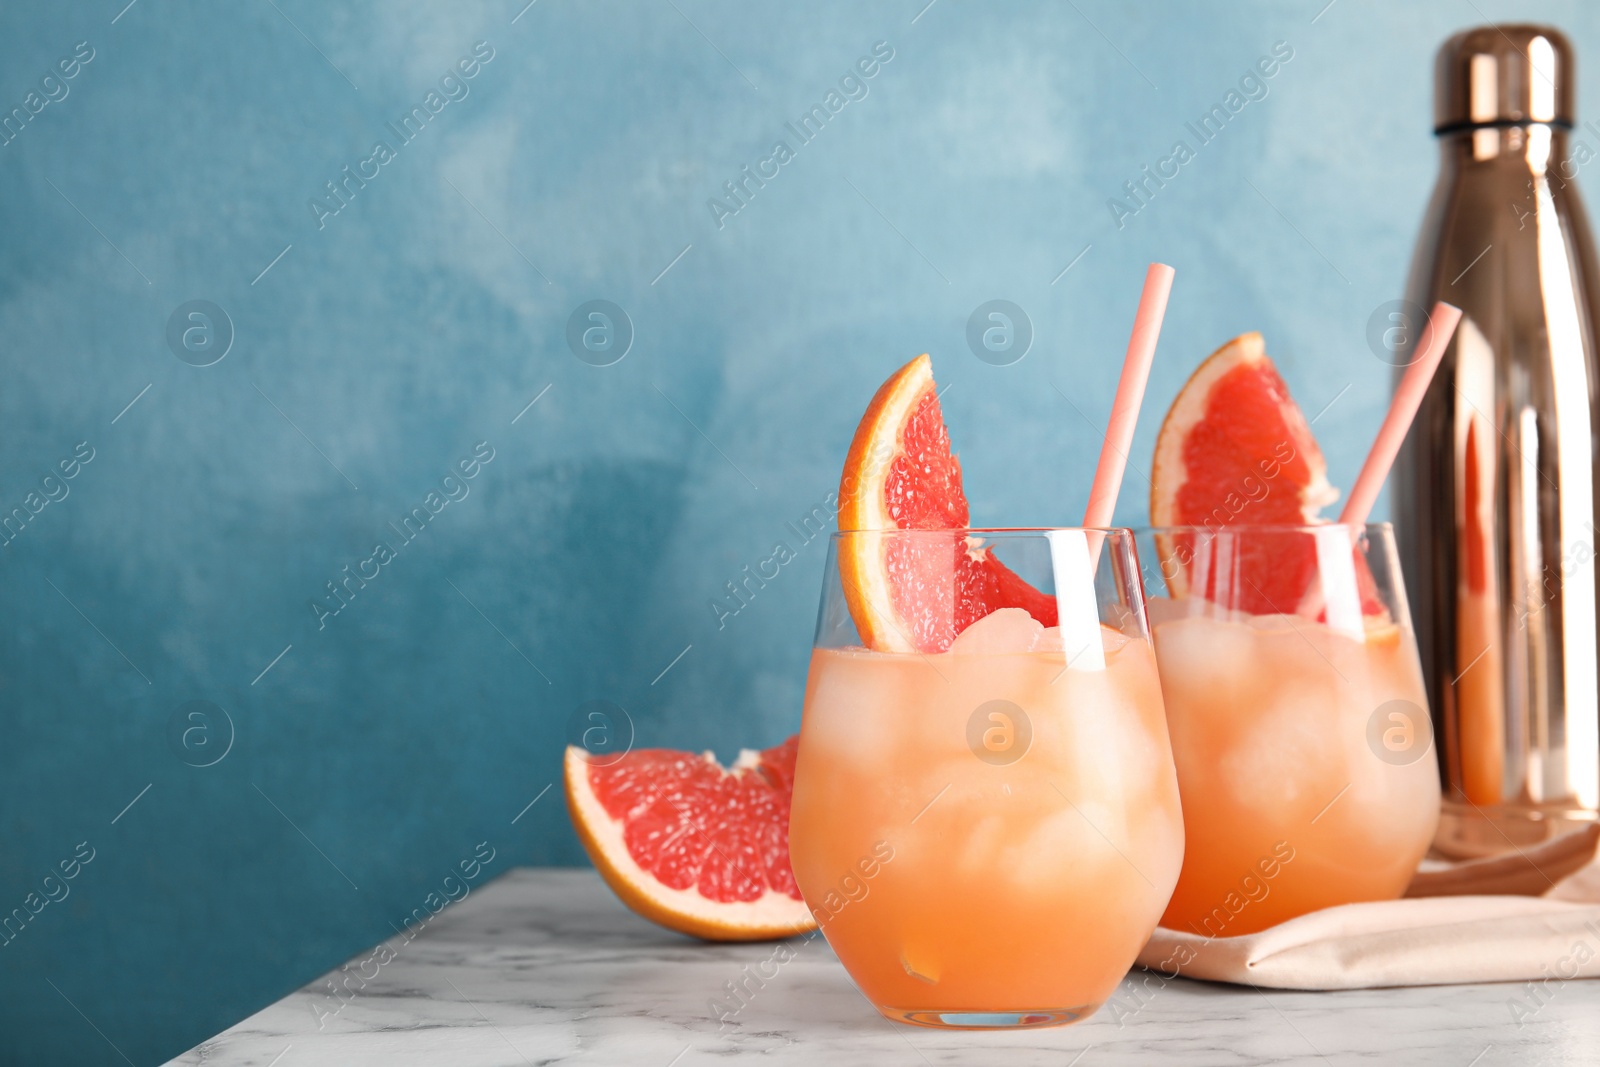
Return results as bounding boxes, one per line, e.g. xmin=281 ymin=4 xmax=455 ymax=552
xmin=165 ymin=869 xmax=1600 ymax=1066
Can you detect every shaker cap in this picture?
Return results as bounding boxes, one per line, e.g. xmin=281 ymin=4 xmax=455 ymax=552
xmin=1435 ymin=24 xmax=1573 ymax=132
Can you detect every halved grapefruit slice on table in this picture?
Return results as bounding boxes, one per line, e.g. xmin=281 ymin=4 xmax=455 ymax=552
xmin=565 ymin=736 xmax=816 ymax=941
xmin=836 ymin=354 xmax=1057 ymax=653
xmin=1149 ymin=331 xmax=1380 ymax=617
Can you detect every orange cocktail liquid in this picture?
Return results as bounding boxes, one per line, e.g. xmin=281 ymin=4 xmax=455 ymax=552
xmin=789 ymin=634 xmax=1183 ymax=1023
xmin=1152 ymin=608 xmax=1440 ymax=937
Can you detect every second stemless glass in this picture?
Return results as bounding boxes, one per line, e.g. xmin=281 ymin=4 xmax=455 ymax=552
xmin=1137 ymin=523 xmax=1441 ymax=937
xmin=789 ymin=528 xmax=1183 ymax=1029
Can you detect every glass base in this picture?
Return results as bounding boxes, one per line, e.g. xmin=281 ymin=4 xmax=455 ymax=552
xmin=1433 ymin=799 xmax=1598 ymax=859
xmin=880 ymin=1005 xmax=1100 ymax=1030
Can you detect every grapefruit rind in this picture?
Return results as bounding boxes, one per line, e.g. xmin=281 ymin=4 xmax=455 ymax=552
xmin=837 ymin=354 xmax=935 ymax=533
xmin=564 ymin=746 xmax=817 ymax=942
xmin=836 ymin=355 xmax=939 ymax=654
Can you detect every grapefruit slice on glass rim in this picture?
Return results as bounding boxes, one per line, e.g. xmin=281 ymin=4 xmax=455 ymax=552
xmin=1148 ymin=331 xmax=1381 ymax=618
xmin=565 ymin=736 xmax=815 ymax=941
xmin=835 ymin=354 xmax=1057 ymax=654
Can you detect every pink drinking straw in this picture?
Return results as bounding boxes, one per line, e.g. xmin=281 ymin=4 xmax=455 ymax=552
xmin=1082 ymin=262 xmax=1176 ymax=529
xmin=1338 ymin=301 xmax=1463 ymax=527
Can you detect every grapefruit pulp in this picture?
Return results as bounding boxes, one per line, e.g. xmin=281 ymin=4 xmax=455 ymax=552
xmin=836 ymin=354 xmax=1057 ymax=653
xmin=565 ymin=736 xmax=816 ymax=941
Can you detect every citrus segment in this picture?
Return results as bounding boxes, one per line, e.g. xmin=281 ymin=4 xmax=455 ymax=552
xmin=836 ymin=355 xmax=1057 ymax=653
xmin=1150 ymin=332 xmax=1385 ymax=618
xmin=1150 ymin=332 xmax=1336 ymax=532
xmin=565 ymin=736 xmax=815 ymax=941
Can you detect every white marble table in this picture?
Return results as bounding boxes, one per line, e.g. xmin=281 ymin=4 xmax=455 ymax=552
xmin=168 ymin=869 xmax=1600 ymax=1066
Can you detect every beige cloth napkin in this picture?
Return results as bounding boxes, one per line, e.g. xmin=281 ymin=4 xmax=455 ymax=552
xmin=1136 ymin=825 xmax=1600 ymax=990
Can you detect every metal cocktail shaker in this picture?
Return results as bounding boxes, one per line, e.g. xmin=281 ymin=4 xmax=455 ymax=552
xmin=1396 ymin=25 xmax=1600 ymax=857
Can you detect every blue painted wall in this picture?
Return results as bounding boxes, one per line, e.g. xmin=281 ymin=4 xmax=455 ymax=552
xmin=2 ymin=0 xmax=1595 ymax=1061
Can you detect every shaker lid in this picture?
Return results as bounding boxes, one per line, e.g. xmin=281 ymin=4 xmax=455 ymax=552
xmin=1435 ymin=23 xmax=1573 ymax=132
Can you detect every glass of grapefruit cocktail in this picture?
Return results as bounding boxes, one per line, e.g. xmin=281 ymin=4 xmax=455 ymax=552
xmin=1137 ymin=326 xmax=1455 ymax=935
xmin=1137 ymin=523 xmax=1439 ymax=936
xmin=790 ymin=527 xmax=1183 ymax=1028
xmin=788 ymin=337 xmax=1185 ymax=1029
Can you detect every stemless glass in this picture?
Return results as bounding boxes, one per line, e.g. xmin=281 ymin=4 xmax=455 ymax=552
xmin=788 ymin=528 xmax=1183 ymax=1029
xmin=1136 ymin=523 xmax=1441 ymax=937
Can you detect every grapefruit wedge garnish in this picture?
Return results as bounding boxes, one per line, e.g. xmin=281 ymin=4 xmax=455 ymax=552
xmin=836 ymin=354 xmax=1056 ymax=653
xmin=565 ymin=736 xmax=815 ymax=941
xmin=1149 ymin=331 xmax=1381 ymax=617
